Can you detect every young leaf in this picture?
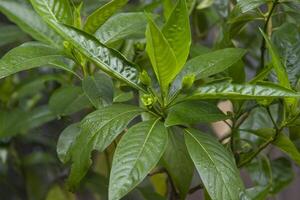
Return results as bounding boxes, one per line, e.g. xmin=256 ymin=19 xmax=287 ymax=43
xmin=146 ymin=15 xmax=177 ymax=95
xmin=49 ymin=86 xmax=91 ymax=116
xmin=165 ymin=100 xmax=229 ymax=127
xmin=0 ymin=0 xmax=62 ymax=46
xmin=82 ymin=73 xmax=114 ymax=108
xmin=185 ymin=128 xmax=246 ymax=200
xmin=189 ymin=82 xmax=300 ymax=100
xmin=95 ymin=12 xmax=148 ymax=44
xmin=57 ymin=123 xmax=81 ymax=163
xmin=0 ymin=42 xmax=78 ymax=79
xmin=67 ymin=104 xmax=143 ymax=189
xmin=162 ymin=0 xmax=191 ymax=69
xmin=109 ymin=119 xmax=168 ymax=200
xmin=260 ymin=29 xmax=291 ymax=89
xmin=161 ymin=127 xmax=194 ymax=199
xmin=84 ymin=0 xmax=128 ymax=34
xmin=30 ymin=0 xmax=145 ymax=91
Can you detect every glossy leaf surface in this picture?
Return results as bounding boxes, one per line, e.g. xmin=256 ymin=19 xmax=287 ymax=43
xmin=67 ymin=104 xmax=143 ymax=189
xmin=146 ymin=15 xmax=177 ymax=94
xmin=0 ymin=42 xmax=77 ymax=79
xmin=30 ymin=0 xmax=145 ymax=92
xmin=84 ymin=0 xmax=128 ymax=34
xmin=95 ymin=12 xmax=148 ymax=44
xmin=162 ymin=0 xmax=191 ymax=69
xmin=185 ymin=129 xmax=245 ymax=200
xmin=109 ymin=119 xmax=168 ymax=200
xmin=190 ymin=82 xmax=300 ymax=100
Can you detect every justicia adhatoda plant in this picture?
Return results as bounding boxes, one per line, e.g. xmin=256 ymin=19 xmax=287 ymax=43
xmin=1 ymin=0 xmax=300 ymax=199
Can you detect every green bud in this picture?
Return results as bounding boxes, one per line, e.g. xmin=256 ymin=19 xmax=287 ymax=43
xmin=181 ymin=74 xmax=195 ymax=89
xmin=141 ymin=94 xmax=156 ymax=107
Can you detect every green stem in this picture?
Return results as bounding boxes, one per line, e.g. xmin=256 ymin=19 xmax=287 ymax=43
xmin=260 ymin=0 xmax=279 ymax=69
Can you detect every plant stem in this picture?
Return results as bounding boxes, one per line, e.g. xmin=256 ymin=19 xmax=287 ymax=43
xmin=260 ymin=0 xmax=279 ymax=69
xmin=188 ymin=184 xmax=204 ymax=194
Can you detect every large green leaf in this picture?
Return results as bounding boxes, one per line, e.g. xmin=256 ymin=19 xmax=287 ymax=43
xmin=28 ymin=0 xmax=73 ymax=25
xmin=248 ymin=128 xmax=300 ymax=166
xmin=109 ymin=119 xmax=168 ymax=200
xmin=67 ymin=104 xmax=143 ymax=189
xmin=189 ymin=82 xmax=300 ymax=100
xmin=162 ymin=0 xmax=191 ymax=69
xmin=260 ymin=29 xmax=291 ymax=89
xmin=95 ymin=12 xmax=148 ymax=44
xmin=84 ymin=0 xmax=128 ymax=34
xmin=185 ymin=128 xmax=246 ymax=200
xmin=30 ymin=0 xmax=145 ymax=92
xmin=161 ymin=127 xmax=193 ymax=199
xmin=57 ymin=123 xmax=81 ymax=164
xmin=165 ymin=100 xmax=229 ymax=127
xmin=146 ymin=15 xmax=177 ymax=95
xmin=0 ymin=0 xmax=62 ymax=46
xmin=82 ymin=72 xmax=114 ymax=108
xmin=49 ymin=86 xmax=91 ymax=116
xmin=0 ymin=42 xmax=78 ymax=79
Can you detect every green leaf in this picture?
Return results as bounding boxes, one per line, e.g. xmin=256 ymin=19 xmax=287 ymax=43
xmin=165 ymin=100 xmax=229 ymax=127
xmin=29 ymin=0 xmax=73 ymax=25
xmin=30 ymin=0 xmax=145 ymax=91
xmin=82 ymin=72 xmax=114 ymax=108
xmin=189 ymin=82 xmax=300 ymax=100
xmin=84 ymin=0 xmax=128 ymax=34
xmin=260 ymin=29 xmax=291 ymax=89
xmin=161 ymin=127 xmax=193 ymax=199
xmin=0 ymin=0 xmax=62 ymax=46
xmin=49 ymin=86 xmax=91 ymax=116
xmin=0 ymin=42 xmax=78 ymax=79
xmin=95 ymin=12 xmax=148 ymax=44
xmin=170 ymin=48 xmax=246 ymax=94
xmin=272 ymin=23 xmax=300 ymax=87
xmin=162 ymin=0 xmax=191 ymax=69
xmin=248 ymin=128 xmax=300 ymax=166
xmin=245 ymin=186 xmax=270 ymax=200
xmin=236 ymin=0 xmax=267 ymax=13
xmin=177 ymin=48 xmax=246 ymax=83
xmin=185 ymin=128 xmax=245 ymax=200
xmin=57 ymin=123 xmax=81 ymax=164
xmin=146 ymin=15 xmax=177 ymax=95
xmin=0 ymin=25 xmax=27 ymax=46
xmin=67 ymin=104 xmax=143 ymax=189
xmin=109 ymin=119 xmax=168 ymax=200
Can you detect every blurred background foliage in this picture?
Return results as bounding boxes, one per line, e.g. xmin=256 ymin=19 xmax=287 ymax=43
xmin=0 ymin=0 xmax=300 ymax=199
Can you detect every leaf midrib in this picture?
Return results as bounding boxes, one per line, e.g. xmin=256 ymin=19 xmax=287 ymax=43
xmin=185 ymin=129 xmax=234 ymax=199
